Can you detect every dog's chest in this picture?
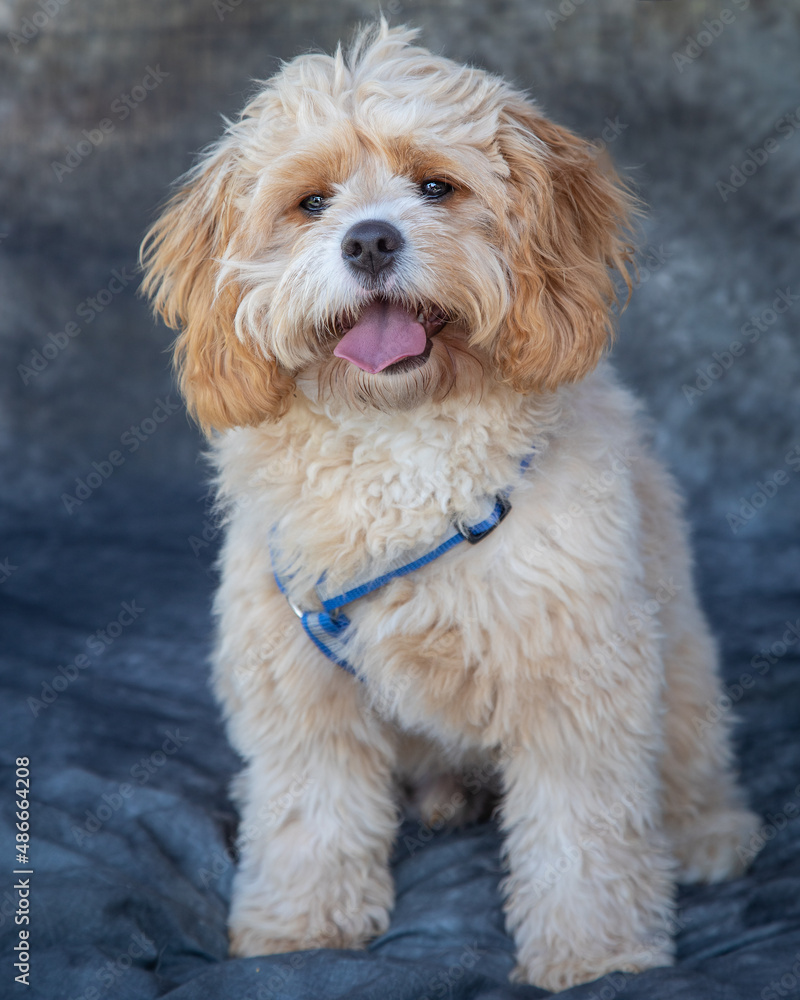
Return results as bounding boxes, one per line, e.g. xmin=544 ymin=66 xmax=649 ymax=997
xmin=262 ymin=424 xmax=552 ymax=743
xmin=233 ymin=394 xmax=549 ymax=597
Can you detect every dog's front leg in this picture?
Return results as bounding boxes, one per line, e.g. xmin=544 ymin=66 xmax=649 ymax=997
xmin=500 ymin=642 xmax=675 ymax=991
xmin=226 ymin=659 xmax=398 ymax=955
xmin=214 ymin=551 xmax=398 ymax=957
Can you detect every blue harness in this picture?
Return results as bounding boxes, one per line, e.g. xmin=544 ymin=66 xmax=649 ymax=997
xmin=272 ymin=451 xmax=534 ymax=678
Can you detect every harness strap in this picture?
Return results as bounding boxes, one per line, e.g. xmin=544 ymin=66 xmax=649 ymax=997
xmin=272 ymin=451 xmax=534 ymax=677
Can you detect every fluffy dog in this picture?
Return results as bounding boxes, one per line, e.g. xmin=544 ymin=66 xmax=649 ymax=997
xmin=141 ymin=22 xmax=760 ymax=990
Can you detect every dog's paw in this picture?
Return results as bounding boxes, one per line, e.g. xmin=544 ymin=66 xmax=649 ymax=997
xmin=228 ymin=874 xmax=393 ymax=958
xmin=511 ymin=942 xmax=674 ymax=991
xmin=229 ymin=906 xmax=390 ymax=958
xmin=229 ymin=927 xmax=309 ymax=959
xmin=671 ymin=806 xmax=762 ymax=883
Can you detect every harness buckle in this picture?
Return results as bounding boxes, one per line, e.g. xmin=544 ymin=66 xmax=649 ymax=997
xmin=287 ymin=597 xmax=305 ymax=619
xmin=460 ymin=494 xmax=512 ymax=544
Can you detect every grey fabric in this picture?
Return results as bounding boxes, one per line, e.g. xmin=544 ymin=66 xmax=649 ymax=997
xmin=1 ymin=1 xmax=798 ymax=997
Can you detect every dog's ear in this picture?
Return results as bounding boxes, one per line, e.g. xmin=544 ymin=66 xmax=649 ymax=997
xmin=493 ymin=94 xmax=636 ymax=392
xmin=140 ymin=144 xmax=294 ymax=435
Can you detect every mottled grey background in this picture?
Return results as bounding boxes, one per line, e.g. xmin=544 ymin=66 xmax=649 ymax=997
xmin=1 ymin=0 xmax=799 ymax=529
xmin=1 ymin=2 xmax=799 ymax=999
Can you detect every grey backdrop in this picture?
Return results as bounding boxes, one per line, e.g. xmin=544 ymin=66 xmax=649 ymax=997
xmin=2 ymin=0 xmax=799 ymax=524
xmin=1 ymin=2 xmax=799 ymax=999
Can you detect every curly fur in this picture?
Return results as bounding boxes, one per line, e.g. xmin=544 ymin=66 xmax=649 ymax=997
xmin=140 ymin=21 xmax=760 ymax=990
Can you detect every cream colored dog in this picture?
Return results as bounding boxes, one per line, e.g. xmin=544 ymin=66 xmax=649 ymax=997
xmin=141 ymin=22 xmax=760 ymax=990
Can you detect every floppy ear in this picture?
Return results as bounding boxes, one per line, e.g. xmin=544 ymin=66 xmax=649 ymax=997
xmin=139 ymin=144 xmax=294 ymax=435
xmin=493 ymin=94 xmax=636 ymax=392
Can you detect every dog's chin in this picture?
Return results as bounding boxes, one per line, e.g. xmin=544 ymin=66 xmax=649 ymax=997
xmin=296 ymin=329 xmax=486 ymax=415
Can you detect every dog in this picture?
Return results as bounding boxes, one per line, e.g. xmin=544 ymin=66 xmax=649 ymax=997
xmin=140 ymin=22 xmax=760 ymax=990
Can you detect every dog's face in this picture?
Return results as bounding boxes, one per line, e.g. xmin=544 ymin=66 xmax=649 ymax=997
xmin=141 ymin=23 xmax=634 ymax=431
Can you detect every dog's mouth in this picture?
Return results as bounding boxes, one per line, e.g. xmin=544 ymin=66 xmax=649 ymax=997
xmin=333 ymin=298 xmax=448 ymax=375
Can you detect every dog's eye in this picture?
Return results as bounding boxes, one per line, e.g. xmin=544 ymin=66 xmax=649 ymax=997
xmin=420 ymin=179 xmax=453 ymax=201
xmin=299 ymin=193 xmax=328 ymax=214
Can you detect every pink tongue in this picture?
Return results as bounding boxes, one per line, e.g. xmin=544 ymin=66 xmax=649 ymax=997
xmin=334 ymin=301 xmax=427 ymax=373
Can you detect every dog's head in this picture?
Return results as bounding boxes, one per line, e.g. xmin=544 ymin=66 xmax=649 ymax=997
xmin=141 ymin=22 xmax=635 ymax=433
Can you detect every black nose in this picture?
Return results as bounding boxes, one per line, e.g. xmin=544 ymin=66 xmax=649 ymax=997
xmin=341 ymin=220 xmax=404 ymax=277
